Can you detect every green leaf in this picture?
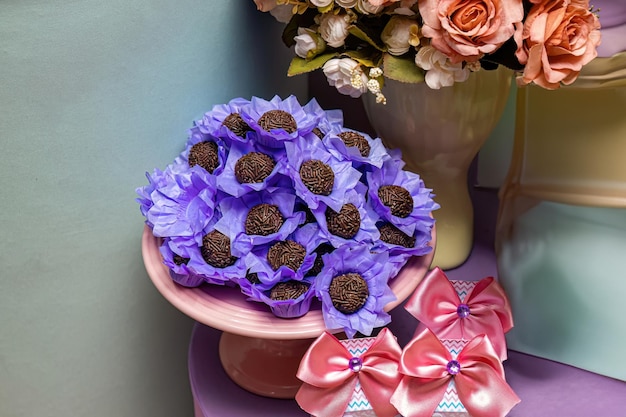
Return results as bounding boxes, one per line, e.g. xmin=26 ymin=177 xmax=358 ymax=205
xmin=343 ymin=50 xmax=379 ymax=69
xmin=287 ymin=53 xmax=338 ymax=76
xmin=383 ymin=54 xmax=425 ymax=83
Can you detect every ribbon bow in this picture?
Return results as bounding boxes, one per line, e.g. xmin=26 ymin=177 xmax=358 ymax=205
xmin=391 ymin=329 xmax=520 ymax=417
xmin=405 ymin=267 xmax=513 ymax=360
xmin=295 ymin=328 xmax=402 ymax=417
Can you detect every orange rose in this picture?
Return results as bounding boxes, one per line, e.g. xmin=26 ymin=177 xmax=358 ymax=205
xmin=515 ymin=0 xmax=601 ymax=89
xmin=418 ymin=0 xmax=524 ymax=63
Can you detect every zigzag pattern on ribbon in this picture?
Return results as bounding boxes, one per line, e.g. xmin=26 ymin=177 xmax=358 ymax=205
xmin=346 ymin=381 xmax=370 ymax=411
xmin=441 ymin=339 xmax=467 ymax=359
xmin=435 ymin=380 xmax=466 ymax=412
xmin=341 ymin=337 xmax=376 ymax=412
xmin=450 ymin=280 xmax=476 ymax=302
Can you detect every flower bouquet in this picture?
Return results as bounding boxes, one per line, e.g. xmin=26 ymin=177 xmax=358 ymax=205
xmin=253 ymin=0 xmax=601 ymax=99
xmin=136 ymin=95 xmax=438 ymax=338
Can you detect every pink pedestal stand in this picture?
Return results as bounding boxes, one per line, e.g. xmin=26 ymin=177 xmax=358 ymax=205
xmin=142 ymin=225 xmax=436 ymax=399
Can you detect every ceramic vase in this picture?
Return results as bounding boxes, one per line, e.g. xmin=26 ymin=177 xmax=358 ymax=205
xmin=363 ymin=67 xmax=512 ymax=269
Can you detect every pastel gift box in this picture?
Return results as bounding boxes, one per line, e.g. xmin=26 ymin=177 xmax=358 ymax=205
xmin=341 ymin=338 xmax=470 ymax=417
xmin=406 ymin=268 xmax=513 ymax=361
xmin=432 ymin=340 xmax=469 ymax=417
xmin=338 ymin=337 xmax=397 ymax=417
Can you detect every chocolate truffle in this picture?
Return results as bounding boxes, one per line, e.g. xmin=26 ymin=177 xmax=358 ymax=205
xmin=234 ymin=152 xmax=275 ymax=184
xmin=245 ymin=203 xmax=284 ymax=236
xmin=378 ymin=185 xmax=413 ymax=218
xmin=299 ymin=159 xmax=334 ymax=196
xmin=270 ymin=280 xmax=310 ymax=301
xmin=188 ymin=141 xmax=219 ymax=173
xmin=245 ymin=271 xmax=261 ymax=284
xmin=326 ymin=203 xmax=360 ymax=239
xmin=329 ymin=272 xmax=369 ymax=314
xmin=338 ymin=131 xmax=370 ymax=157
xmin=201 ymin=230 xmax=237 ymax=268
xmin=312 ymin=127 xmax=324 ymax=139
xmin=222 ymin=112 xmax=251 ymax=137
xmin=267 ymin=240 xmax=307 ymax=271
xmin=173 ymin=254 xmax=190 ymax=266
xmin=378 ymin=222 xmax=416 ymax=248
xmin=258 ymin=110 xmax=297 ymax=133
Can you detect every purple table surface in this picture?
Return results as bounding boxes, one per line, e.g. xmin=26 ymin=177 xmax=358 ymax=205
xmin=188 ymin=188 xmax=626 ymax=416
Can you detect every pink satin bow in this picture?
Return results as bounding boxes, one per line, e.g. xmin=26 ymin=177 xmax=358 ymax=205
xmin=405 ymin=267 xmax=514 ymax=360
xmin=391 ymin=329 xmax=520 ymax=417
xmin=295 ymin=328 xmax=402 ymax=417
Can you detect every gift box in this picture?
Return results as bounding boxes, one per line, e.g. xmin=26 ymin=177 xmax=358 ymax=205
xmin=340 ymin=337 xmax=397 ymax=417
xmin=296 ymin=328 xmax=403 ymax=417
xmin=432 ymin=340 xmax=469 ymax=417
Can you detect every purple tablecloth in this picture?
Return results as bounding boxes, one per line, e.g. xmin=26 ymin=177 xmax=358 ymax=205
xmin=188 ymin=188 xmax=626 ymax=416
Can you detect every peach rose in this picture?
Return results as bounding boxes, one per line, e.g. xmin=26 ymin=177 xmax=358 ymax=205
xmin=418 ymin=0 xmax=524 ymax=63
xmin=253 ymin=0 xmax=278 ymax=12
xmin=368 ymin=0 xmax=401 ymax=6
xmin=515 ymin=0 xmax=601 ymax=89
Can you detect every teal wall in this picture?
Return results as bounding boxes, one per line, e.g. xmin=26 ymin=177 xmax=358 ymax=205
xmin=0 ymin=2 xmax=306 ymax=416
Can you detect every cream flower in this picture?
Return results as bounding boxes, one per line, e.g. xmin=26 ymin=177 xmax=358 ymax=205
xmin=381 ymin=16 xmax=420 ymax=55
xmin=294 ymin=27 xmax=326 ymax=59
xmin=356 ymin=0 xmax=385 ymax=15
xmin=318 ymin=13 xmax=351 ymax=48
xmin=415 ymin=46 xmax=470 ymax=89
xmin=322 ymin=58 xmax=369 ymax=98
xmin=310 ymin=0 xmax=334 ymax=7
xmin=336 ymin=0 xmax=359 ymax=8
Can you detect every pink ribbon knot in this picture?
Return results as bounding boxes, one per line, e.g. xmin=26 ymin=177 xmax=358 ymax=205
xmin=391 ymin=329 xmax=520 ymax=417
xmin=405 ymin=267 xmax=514 ymax=360
xmin=295 ymin=328 xmax=402 ymax=417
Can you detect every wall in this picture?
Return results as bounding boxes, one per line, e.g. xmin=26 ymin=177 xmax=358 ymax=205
xmin=0 ymin=1 xmax=305 ymax=416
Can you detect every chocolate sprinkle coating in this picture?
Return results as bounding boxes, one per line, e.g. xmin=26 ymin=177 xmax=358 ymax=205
xmin=188 ymin=141 xmax=219 ymax=173
xmin=378 ymin=222 xmax=416 ymax=248
xmin=300 ymin=159 xmax=334 ymax=196
xmin=306 ymin=243 xmax=334 ymax=277
xmin=245 ymin=203 xmax=284 ymax=236
xmin=246 ymin=272 xmax=261 ymax=284
xmin=329 ymin=272 xmax=369 ymax=314
xmin=267 ymin=240 xmax=307 ymax=271
xmin=270 ymin=280 xmax=310 ymax=301
xmin=234 ymin=152 xmax=275 ymax=184
xmin=258 ymin=110 xmax=297 ymax=133
xmin=378 ymin=185 xmax=414 ymax=218
xmin=222 ymin=113 xmax=251 ymax=137
xmin=173 ymin=254 xmax=190 ymax=266
xmin=326 ymin=203 xmax=360 ymax=239
xmin=338 ymin=131 xmax=371 ymax=157
xmin=201 ymin=230 xmax=237 ymax=268
xmin=312 ymin=127 xmax=324 ymax=139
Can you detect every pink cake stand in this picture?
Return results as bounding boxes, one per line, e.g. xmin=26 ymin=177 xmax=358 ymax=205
xmin=142 ymin=225 xmax=436 ymax=399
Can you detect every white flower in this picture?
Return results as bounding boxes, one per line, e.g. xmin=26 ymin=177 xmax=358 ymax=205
xmin=323 ymin=58 xmax=369 ymax=98
xmin=335 ymin=0 xmax=358 ymax=8
xmin=318 ymin=13 xmax=351 ymax=48
xmin=356 ymin=0 xmax=385 ymax=15
xmin=381 ymin=16 xmax=419 ymax=56
xmin=310 ymin=0 xmax=334 ymax=7
xmin=269 ymin=4 xmax=294 ymax=23
xmin=294 ymin=27 xmax=326 ymax=59
xmin=415 ymin=46 xmax=470 ymax=89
